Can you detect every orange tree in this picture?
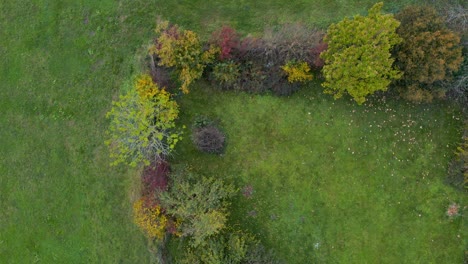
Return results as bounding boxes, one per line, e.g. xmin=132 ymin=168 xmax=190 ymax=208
xmin=394 ymin=5 xmax=463 ymax=100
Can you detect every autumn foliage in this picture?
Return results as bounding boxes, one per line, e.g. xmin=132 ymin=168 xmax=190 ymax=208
xmin=394 ymin=5 xmax=463 ymax=102
xmin=133 ymin=196 xmax=168 ymax=240
xmin=106 ymin=74 xmax=181 ymax=167
xmin=281 ymin=60 xmax=313 ymax=83
xmin=150 ymin=21 xmax=218 ymax=94
xmin=210 ymin=26 xmax=240 ymax=60
xmin=142 ymin=160 xmax=170 ymax=195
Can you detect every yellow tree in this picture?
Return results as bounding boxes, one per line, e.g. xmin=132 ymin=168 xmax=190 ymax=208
xmin=106 ymin=74 xmax=181 ymax=167
xmin=320 ymin=2 xmax=402 ymax=104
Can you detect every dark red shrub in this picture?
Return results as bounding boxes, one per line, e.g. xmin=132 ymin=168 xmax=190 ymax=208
xmin=309 ymin=42 xmax=328 ymax=69
xmin=142 ymin=160 xmax=170 ymax=195
xmin=210 ymin=26 xmax=240 ymax=60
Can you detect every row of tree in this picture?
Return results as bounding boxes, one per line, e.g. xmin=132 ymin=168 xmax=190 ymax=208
xmin=322 ymin=3 xmax=464 ymax=104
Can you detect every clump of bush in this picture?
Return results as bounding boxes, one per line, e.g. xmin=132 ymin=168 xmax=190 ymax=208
xmin=142 ymin=160 xmax=170 ymax=195
xmin=133 ymin=196 xmax=168 ymax=240
xmin=210 ymin=60 xmax=241 ymax=90
xmin=149 ymin=20 xmax=218 ymax=94
xmin=207 ymin=23 xmax=325 ymax=96
xmin=281 ymin=60 xmax=313 ymax=83
xmin=210 ymin=26 xmax=241 ymax=61
xmin=159 ymin=166 xmax=282 ymax=263
xmin=192 ymin=116 xmax=226 ymax=154
xmin=193 ymin=126 xmax=226 ymax=154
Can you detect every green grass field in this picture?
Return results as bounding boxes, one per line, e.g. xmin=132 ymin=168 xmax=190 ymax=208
xmin=0 ymin=0 xmax=465 ymax=263
xmin=175 ymin=84 xmax=466 ymax=263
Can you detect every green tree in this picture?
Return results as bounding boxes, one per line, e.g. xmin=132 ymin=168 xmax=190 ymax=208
xmin=394 ymin=5 xmax=463 ymax=91
xmin=105 ymin=75 xmax=181 ymax=167
xmin=320 ymin=2 xmax=402 ymax=104
xmin=159 ymin=167 xmax=235 ymax=247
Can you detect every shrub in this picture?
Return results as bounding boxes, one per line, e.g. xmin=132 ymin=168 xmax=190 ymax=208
xmin=320 ymin=2 xmax=402 ymax=104
xmin=135 ymin=74 xmax=160 ymax=99
xmin=237 ymin=60 xmax=269 ymax=94
xmin=142 ymin=160 xmax=170 ymax=195
xmin=193 ymin=125 xmax=226 ymax=154
xmin=266 ymin=69 xmax=301 ymax=96
xmin=309 ymin=42 xmax=328 ymax=70
xmin=159 ymin=168 xmax=235 ymax=247
xmin=151 ymin=21 xmax=218 ymax=94
xmin=281 ymin=60 xmax=313 ymax=83
xmin=105 ymin=75 xmax=181 ymax=167
xmin=235 ymin=36 xmax=266 ymax=63
xmin=262 ymin=23 xmax=325 ymax=67
xmin=229 ymin=24 xmax=324 ymax=95
xmin=179 ymin=232 xmax=282 ymax=264
xmin=210 ymin=26 xmax=240 ymax=61
xmin=211 ymin=61 xmax=240 ymax=90
xmin=133 ymin=196 xmax=168 ymax=240
xmin=394 ymin=5 xmax=463 ymax=94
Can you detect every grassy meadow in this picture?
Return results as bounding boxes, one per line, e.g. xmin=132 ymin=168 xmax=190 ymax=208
xmin=175 ymin=84 xmax=466 ymax=263
xmin=0 ymin=0 xmax=465 ymax=263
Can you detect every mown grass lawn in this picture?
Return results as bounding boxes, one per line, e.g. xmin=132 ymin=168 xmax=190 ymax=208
xmin=174 ymin=83 xmax=466 ymax=263
xmin=1 ymin=0 xmax=465 ymax=263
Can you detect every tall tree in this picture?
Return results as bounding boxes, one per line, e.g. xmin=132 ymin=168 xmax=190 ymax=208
xmin=106 ymin=75 xmax=181 ymax=167
xmin=394 ymin=5 xmax=463 ymax=89
xmin=320 ymin=2 xmax=402 ymax=104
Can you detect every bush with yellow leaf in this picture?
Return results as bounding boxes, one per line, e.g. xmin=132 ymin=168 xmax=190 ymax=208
xmin=133 ymin=197 xmax=168 ymax=240
xmin=150 ymin=21 xmax=218 ymax=94
xmin=281 ymin=60 xmax=313 ymax=83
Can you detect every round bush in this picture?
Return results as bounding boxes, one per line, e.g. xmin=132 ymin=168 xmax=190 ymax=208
xmin=193 ymin=126 xmax=226 ymax=154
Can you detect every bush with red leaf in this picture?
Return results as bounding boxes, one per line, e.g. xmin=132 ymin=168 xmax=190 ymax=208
xmin=309 ymin=42 xmax=327 ymax=70
xmin=208 ymin=24 xmax=325 ymax=96
xmin=210 ymin=26 xmax=240 ymax=60
xmin=142 ymin=160 xmax=170 ymax=195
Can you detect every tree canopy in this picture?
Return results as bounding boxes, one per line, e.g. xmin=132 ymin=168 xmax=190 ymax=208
xmin=321 ymin=2 xmax=402 ymax=104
